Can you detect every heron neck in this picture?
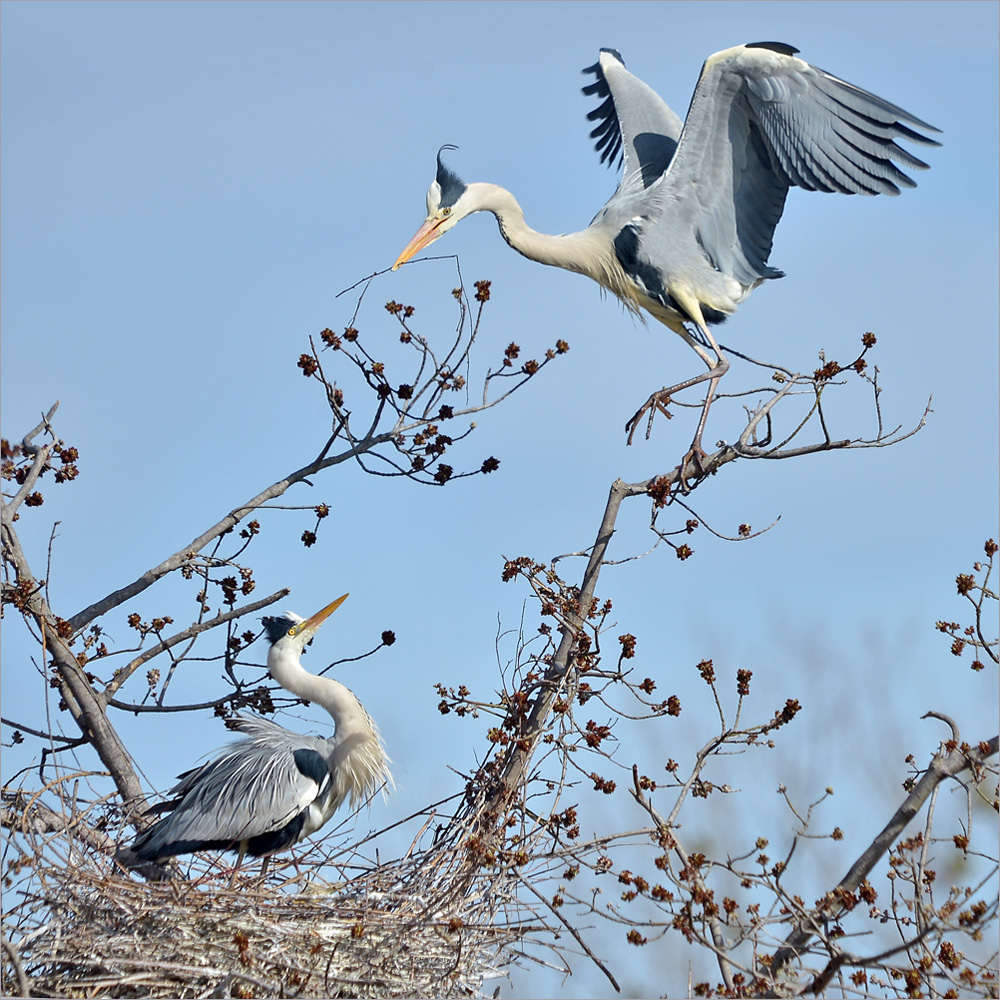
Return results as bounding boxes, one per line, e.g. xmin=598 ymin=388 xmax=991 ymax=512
xmin=469 ymin=182 xmax=615 ymax=280
xmin=266 ymin=648 xmax=366 ymax=736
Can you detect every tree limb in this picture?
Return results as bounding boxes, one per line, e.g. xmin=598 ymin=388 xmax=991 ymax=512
xmin=765 ymin=729 xmax=999 ymax=984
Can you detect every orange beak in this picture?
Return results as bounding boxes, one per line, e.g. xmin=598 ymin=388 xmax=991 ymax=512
xmin=392 ymin=216 xmax=448 ymax=270
xmin=297 ymin=593 xmax=349 ymax=637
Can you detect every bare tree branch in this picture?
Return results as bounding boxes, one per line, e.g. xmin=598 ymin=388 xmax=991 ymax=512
xmin=98 ymin=589 xmax=290 ymax=703
xmin=766 ymin=728 xmax=999 ymax=985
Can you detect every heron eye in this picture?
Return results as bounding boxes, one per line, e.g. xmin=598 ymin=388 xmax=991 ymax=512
xmin=441 ymin=207 xmax=451 ymax=217
xmin=287 ymin=626 xmax=297 ymax=637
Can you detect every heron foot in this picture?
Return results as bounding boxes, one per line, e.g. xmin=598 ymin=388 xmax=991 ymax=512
xmin=676 ymin=444 xmax=710 ymax=493
xmin=625 ymin=389 xmax=674 ymax=446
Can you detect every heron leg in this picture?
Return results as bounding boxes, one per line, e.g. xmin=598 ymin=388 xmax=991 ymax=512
xmin=228 ymin=840 xmax=248 ymax=889
xmin=686 ymin=323 xmax=728 ymax=457
xmin=625 ymin=320 xmax=729 ymax=488
xmin=625 ymin=355 xmax=730 ymax=449
xmin=625 ymin=364 xmax=719 ymax=445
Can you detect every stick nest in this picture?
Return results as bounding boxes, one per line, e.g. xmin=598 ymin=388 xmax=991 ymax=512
xmin=2 ymin=793 xmax=520 ymax=999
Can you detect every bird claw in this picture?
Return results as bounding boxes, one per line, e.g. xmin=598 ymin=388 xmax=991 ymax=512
xmin=626 ymin=387 xmax=712 ymax=494
xmin=625 ymin=390 xmax=673 ymax=446
xmin=676 ymin=445 xmax=709 ymax=493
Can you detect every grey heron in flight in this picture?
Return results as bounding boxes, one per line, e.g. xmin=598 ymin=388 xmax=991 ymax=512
xmin=130 ymin=594 xmax=391 ymax=875
xmin=393 ymin=43 xmax=939 ymax=465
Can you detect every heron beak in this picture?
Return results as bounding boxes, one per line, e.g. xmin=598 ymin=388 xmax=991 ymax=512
xmin=392 ymin=216 xmax=447 ymax=270
xmin=297 ymin=593 xmax=349 ymax=638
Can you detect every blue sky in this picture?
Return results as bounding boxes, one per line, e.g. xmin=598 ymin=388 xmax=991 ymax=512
xmin=2 ymin=3 xmax=997 ymax=996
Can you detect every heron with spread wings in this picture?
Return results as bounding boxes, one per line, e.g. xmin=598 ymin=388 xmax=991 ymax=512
xmin=393 ymin=43 xmax=939 ymax=466
xmin=130 ymin=594 xmax=391 ymax=877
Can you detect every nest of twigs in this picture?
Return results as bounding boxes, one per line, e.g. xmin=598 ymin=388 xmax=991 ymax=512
xmin=2 ymin=792 xmax=521 ymax=999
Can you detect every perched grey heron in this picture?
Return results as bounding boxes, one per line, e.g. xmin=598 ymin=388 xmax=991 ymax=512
xmin=393 ymin=43 xmax=939 ymax=462
xmin=131 ymin=594 xmax=391 ymax=875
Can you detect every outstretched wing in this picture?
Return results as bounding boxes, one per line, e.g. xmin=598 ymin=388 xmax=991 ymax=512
xmin=654 ymin=42 xmax=941 ymax=287
xmin=582 ymin=49 xmax=684 ymax=197
xmin=132 ymin=715 xmax=332 ymax=861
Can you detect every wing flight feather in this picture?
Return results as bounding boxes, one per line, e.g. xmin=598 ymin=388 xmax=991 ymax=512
xmin=651 ymin=43 xmax=940 ymax=287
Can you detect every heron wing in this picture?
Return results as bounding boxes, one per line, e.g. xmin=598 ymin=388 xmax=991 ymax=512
xmin=134 ymin=716 xmax=332 ymax=859
xmin=653 ymin=42 xmax=941 ymax=287
xmin=582 ymin=49 xmax=684 ymax=197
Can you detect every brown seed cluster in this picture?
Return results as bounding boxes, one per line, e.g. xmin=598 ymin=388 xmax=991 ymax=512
xmin=384 ymin=300 xmax=415 ymax=319
xmin=590 ymin=773 xmax=616 ymax=794
xmin=2 ymin=438 xmax=81 ymax=497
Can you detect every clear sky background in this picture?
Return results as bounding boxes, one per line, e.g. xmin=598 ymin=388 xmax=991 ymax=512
xmin=2 ymin=3 xmax=997 ymax=997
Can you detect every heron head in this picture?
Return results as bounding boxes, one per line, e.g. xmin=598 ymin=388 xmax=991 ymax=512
xmin=261 ymin=593 xmax=348 ymax=652
xmin=392 ymin=145 xmax=471 ymax=269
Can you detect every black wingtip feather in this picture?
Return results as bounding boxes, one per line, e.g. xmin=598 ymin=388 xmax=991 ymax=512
xmin=581 ymin=51 xmax=624 ymax=171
